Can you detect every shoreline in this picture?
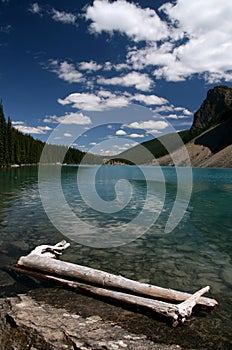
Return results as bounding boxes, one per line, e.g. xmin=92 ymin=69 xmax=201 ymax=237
xmin=0 ymin=286 xmax=201 ymax=350
xmin=0 ymin=162 xmax=232 ymax=169
xmin=0 ymin=280 xmax=227 ymax=350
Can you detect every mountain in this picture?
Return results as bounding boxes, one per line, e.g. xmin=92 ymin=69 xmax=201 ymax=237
xmin=190 ymin=85 xmax=232 ymax=134
xmin=1 ymin=85 xmax=232 ymax=168
xmin=115 ymin=85 xmax=232 ymax=168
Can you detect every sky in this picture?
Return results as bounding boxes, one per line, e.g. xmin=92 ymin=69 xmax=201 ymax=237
xmin=1 ymin=0 xmax=232 ymax=155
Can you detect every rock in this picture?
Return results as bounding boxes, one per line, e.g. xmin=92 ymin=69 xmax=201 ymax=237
xmin=191 ymin=85 xmax=232 ymax=133
xmin=86 ymin=315 xmax=102 ymax=322
xmin=157 ymin=85 xmax=232 ymax=168
xmin=0 ymin=294 xmax=187 ymax=350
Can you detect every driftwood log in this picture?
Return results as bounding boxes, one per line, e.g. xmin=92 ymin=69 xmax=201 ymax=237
xmin=16 ymin=240 xmax=218 ymax=327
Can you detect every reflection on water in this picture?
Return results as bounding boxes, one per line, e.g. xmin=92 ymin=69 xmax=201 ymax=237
xmin=0 ymin=165 xmax=232 ymax=349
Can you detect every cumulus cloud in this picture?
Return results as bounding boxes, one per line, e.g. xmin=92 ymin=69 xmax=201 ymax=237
xmin=11 ymin=121 xmax=24 ymax=125
xmin=58 ymin=91 xmax=130 ymax=111
xmin=51 ymin=9 xmax=77 ymax=25
xmin=165 ymin=114 xmax=186 ymax=120
xmin=57 ymin=90 xmax=172 ymax=112
xmin=103 ymin=61 xmax=113 ymax=71
xmin=85 ymin=0 xmax=232 ymax=83
xmin=50 ymin=60 xmax=84 ymax=83
xmin=153 ymin=105 xmax=192 ymax=116
xmin=79 ymin=61 xmax=102 ymax=71
xmin=173 ymin=107 xmax=193 ymax=116
xmin=126 ymin=120 xmax=169 ymax=134
xmin=12 ymin=121 xmax=52 ymax=135
xmin=131 ymin=93 xmax=168 ymax=105
xmin=116 ymin=129 xmax=127 ymax=136
xmin=156 ymin=1 xmax=232 ymax=82
xmin=128 ymin=133 xmax=144 ymax=138
xmin=44 ymin=112 xmax=91 ymax=125
xmin=97 ymin=71 xmax=153 ymax=91
xmin=114 ymin=63 xmax=130 ymax=71
xmin=85 ymin=0 xmax=169 ymax=42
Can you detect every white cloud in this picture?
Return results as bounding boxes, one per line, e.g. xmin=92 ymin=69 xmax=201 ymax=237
xmin=79 ymin=61 xmax=102 ymax=71
xmin=50 ymin=60 xmax=84 ymax=83
xmin=131 ymin=93 xmax=168 ymax=105
xmin=126 ymin=120 xmax=169 ymax=134
xmin=173 ymin=107 xmax=192 ymax=116
xmin=127 ymin=120 xmax=168 ymax=131
xmin=38 ymin=126 xmax=53 ymax=131
xmin=203 ymin=71 xmax=232 ymax=84
xmin=63 ymin=133 xmax=72 ymax=137
xmin=29 ymin=4 xmax=77 ymax=25
xmin=153 ymin=105 xmax=192 ymax=116
xmin=127 ymin=42 xmax=175 ymax=71
xmin=85 ymin=0 xmax=169 ymax=42
xmin=44 ymin=112 xmax=91 ymax=125
xmin=165 ymin=114 xmax=186 ymax=120
xmin=116 ymin=129 xmax=127 ymax=136
xmin=29 ymin=2 xmax=41 ymax=15
xmin=103 ymin=61 xmax=113 ymax=71
xmin=12 ymin=121 xmax=24 ymax=125
xmin=57 ymin=89 xmax=172 ymax=112
xmin=129 ymin=133 xmax=144 ymax=138
xmin=58 ymin=91 xmax=130 ymax=111
xmin=12 ymin=121 xmax=52 ymax=135
xmin=114 ymin=63 xmax=130 ymax=71
xmin=51 ymin=9 xmax=77 ymax=25
xmin=159 ymin=1 xmax=232 ymax=81
xmin=86 ymin=0 xmax=232 ymax=83
xmin=97 ymin=71 xmax=153 ymax=91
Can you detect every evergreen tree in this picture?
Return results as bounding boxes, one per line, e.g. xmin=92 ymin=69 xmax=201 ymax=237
xmin=0 ymin=102 xmax=6 ymax=166
xmin=0 ymin=103 xmax=87 ymax=167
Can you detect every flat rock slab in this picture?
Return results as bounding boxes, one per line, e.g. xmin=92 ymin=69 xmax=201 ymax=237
xmin=0 ymin=294 xmax=186 ymax=350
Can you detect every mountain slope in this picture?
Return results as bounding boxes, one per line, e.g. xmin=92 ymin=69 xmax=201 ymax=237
xmin=116 ymin=85 xmax=232 ymax=168
xmin=157 ymin=116 xmax=232 ymax=167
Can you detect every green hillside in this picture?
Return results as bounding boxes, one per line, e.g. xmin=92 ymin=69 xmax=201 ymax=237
xmin=110 ymin=129 xmax=194 ymax=165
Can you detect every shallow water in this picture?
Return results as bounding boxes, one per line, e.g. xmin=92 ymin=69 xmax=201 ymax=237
xmin=0 ymin=165 xmax=231 ymax=349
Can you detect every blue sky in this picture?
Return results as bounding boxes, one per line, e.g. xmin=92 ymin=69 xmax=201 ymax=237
xmin=1 ymin=0 xmax=232 ymax=155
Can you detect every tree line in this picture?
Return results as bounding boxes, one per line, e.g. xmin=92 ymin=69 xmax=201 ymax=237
xmin=0 ymin=103 xmax=86 ymax=167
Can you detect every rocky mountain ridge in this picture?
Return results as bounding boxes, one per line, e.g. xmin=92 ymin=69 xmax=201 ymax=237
xmin=117 ymin=85 xmax=232 ymax=168
xmin=190 ymin=85 xmax=232 ymax=132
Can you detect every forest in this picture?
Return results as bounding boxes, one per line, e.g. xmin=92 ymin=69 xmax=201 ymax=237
xmin=0 ymin=103 xmax=86 ymax=167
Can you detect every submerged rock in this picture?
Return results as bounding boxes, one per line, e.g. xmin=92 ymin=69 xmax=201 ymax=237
xmin=0 ymin=294 xmax=186 ymax=350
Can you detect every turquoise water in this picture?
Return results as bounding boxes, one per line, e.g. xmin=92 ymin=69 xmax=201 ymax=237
xmin=0 ymin=165 xmax=232 ymax=349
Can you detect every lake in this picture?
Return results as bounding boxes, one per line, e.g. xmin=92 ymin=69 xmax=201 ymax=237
xmin=0 ymin=165 xmax=232 ymax=349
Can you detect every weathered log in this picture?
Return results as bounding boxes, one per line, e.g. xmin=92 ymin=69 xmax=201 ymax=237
xmin=17 ymin=241 xmax=218 ymax=309
xmin=10 ymin=265 xmax=210 ymax=327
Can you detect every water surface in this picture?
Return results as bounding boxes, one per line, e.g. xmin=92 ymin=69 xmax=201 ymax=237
xmin=0 ymin=165 xmax=231 ymax=349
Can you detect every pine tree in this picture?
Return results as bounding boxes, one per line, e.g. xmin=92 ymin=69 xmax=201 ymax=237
xmin=0 ymin=101 xmax=87 ymax=166
xmin=0 ymin=101 xmax=6 ymax=166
